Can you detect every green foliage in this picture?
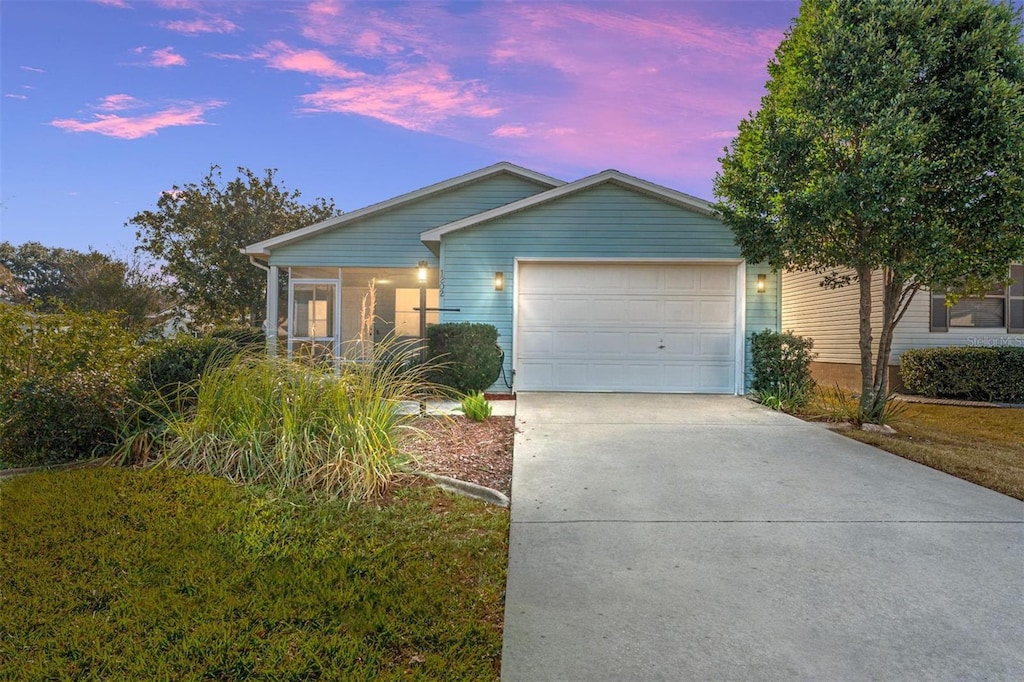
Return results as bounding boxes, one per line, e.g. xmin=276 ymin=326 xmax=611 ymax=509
xmin=0 ymin=370 xmax=128 ymax=466
xmin=715 ymin=0 xmax=1024 ymax=419
xmin=749 ymin=329 xmax=816 ymax=412
xmin=899 ymin=347 xmax=1024 ymax=403
xmin=426 ymin=322 xmax=502 ymax=394
xmin=131 ymin=336 xmax=241 ymax=410
xmin=0 ymin=305 xmax=139 ymax=466
xmin=0 ymin=241 xmax=164 ymax=329
xmin=814 ymin=385 xmax=908 ymax=427
xmin=459 ymin=391 xmax=493 ymax=422
xmin=128 ymin=165 xmax=338 ymax=325
xmin=121 ymin=337 xmax=442 ymax=501
xmin=0 ymin=467 xmax=509 ymax=680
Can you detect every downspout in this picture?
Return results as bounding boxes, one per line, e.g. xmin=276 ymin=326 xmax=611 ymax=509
xmin=247 ymin=255 xmax=278 ymax=356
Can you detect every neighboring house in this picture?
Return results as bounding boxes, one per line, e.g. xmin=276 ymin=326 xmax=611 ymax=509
xmin=244 ymin=162 xmax=777 ymax=394
xmin=140 ymin=307 xmax=195 ymax=341
xmin=782 ymin=265 xmax=1024 ymax=389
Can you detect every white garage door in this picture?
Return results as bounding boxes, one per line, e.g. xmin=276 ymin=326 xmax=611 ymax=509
xmin=516 ymin=262 xmax=739 ymax=393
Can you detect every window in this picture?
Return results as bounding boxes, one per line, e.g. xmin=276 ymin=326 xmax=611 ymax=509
xmin=930 ymin=264 xmax=1024 ymax=333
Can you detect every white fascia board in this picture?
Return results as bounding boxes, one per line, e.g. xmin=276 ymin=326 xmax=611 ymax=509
xmin=420 ymin=169 xmax=717 ymax=245
xmin=242 ymin=162 xmax=565 ymax=255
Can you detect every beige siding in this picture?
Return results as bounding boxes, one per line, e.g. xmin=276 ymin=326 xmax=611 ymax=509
xmin=783 ymin=270 xmax=1022 ymax=367
xmin=781 ymin=269 xmax=883 ymax=364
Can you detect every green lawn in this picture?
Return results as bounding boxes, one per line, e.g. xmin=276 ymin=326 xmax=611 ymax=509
xmin=0 ymin=467 xmax=509 ymax=680
xmin=837 ymin=403 xmax=1024 ymax=501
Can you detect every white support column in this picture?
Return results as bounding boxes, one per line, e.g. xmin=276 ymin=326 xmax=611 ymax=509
xmin=266 ymin=265 xmax=279 ymax=356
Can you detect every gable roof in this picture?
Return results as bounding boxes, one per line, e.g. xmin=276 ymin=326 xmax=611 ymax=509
xmin=419 ymin=169 xmax=716 ymax=247
xmin=244 ymin=161 xmax=564 ymax=256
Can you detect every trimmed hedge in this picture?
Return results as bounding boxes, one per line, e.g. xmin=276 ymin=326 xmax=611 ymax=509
xmin=899 ymin=346 xmax=1024 ymax=403
xmin=426 ymin=322 xmax=502 ymax=394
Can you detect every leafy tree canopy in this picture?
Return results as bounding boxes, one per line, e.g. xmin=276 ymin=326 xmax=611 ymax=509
xmin=0 ymin=241 xmax=164 ymax=329
xmin=714 ymin=0 xmax=1024 ymax=418
xmin=129 ymin=166 xmax=339 ymax=325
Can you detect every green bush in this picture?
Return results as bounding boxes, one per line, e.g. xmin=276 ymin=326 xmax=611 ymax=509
xmin=899 ymin=346 xmax=1024 ymax=403
xmin=426 ymin=322 xmax=502 ymax=394
xmin=0 ymin=305 xmax=137 ymax=467
xmin=208 ymin=325 xmax=265 ymax=348
xmin=132 ymin=336 xmax=242 ymax=411
xmin=1 ymin=370 xmax=128 ymax=466
xmin=749 ymin=329 xmax=816 ymax=411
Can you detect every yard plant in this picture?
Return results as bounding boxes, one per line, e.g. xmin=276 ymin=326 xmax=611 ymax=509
xmin=0 ymin=466 xmax=509 ymax=680
xmin=118 ymin=337 xmax=441 ymax=501
xmin=749 ymin=329 xmax=816 ymax=412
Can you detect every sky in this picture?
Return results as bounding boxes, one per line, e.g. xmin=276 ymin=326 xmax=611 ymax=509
xmin=0 ymin=0 xmax=802 ymax=255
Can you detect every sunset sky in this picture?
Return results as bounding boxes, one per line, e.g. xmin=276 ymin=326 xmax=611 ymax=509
xmin=3 ymin=0 xmax=802 ymax=254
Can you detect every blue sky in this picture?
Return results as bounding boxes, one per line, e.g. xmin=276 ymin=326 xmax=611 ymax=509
xmin=1 ymin=0 xmax=802 ymax=254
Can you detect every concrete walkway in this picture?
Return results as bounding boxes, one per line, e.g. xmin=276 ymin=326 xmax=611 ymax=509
xmin=501 ymin=393 xmax=1024 ymax=681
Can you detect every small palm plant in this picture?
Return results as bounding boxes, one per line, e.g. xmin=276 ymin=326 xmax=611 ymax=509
xmin=459 ymin=391 xmax=492 ymax=422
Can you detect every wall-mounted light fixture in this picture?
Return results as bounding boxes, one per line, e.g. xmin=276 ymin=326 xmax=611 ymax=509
xmin=494 ymin=271 xmax=504 ymax=291
xmin=756 ymin=273 xmax=767 ymax=293
xmin=417 ymin=260 xmax=429 ymax=285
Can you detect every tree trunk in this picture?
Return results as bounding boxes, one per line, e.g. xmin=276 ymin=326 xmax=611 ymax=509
xmin=869 ymin=270 xmax=920 ymax=422
xmin=856 ymin=265 xmax=876 ymax=419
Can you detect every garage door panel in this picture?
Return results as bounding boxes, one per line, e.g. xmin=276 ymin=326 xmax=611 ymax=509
xmin=628 ymin=299 xmax=660 ymax=323
xmin=516 ymin=263 xmax=739 ymax=393
xmin=699 ymin=332 xmax=736 ymax=357
xmin=700 ymin=299 xmax=735 ymax=325
xmin=663 ymin=300 xmax=698 ymax=323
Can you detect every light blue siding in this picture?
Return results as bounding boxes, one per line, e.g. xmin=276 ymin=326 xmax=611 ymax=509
xmin=268 ymin=173 xmax=551 ymax=268
xmin=744 ymin=263 xmax=780 ymax=389
xmin=437 ymin=182 xmax=780 ymax=391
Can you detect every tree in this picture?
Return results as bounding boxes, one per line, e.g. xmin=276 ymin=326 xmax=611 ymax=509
xmin=129 ymin=166 xmax=338 ymax=325
xmin=714 ymin=0 xmax=1024 ymax=420
xmin=0 ymin=241 xmax=165 ymax=329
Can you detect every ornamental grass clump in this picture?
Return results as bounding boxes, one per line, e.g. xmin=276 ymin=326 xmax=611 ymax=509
xmin=155 ymin=337 xmax=440 ymax=501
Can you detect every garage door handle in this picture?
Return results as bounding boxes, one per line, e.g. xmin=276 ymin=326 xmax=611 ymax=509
xmin=658 ymin=339 xmax=665 ymax=349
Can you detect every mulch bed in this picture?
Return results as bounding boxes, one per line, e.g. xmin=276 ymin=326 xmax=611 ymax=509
xmin=402 ymin=415 xmax=515 ymax=496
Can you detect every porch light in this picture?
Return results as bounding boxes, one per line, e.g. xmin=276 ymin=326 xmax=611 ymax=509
xmin=494 ymin=271 xmax=504 ymax=291
xmin=417 ymin=260 xmax=429 ymax=284
xmin=757 ymin=274 xmax=767 ymax=293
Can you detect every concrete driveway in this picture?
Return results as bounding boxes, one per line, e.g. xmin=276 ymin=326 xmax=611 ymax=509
xmin=501 ymin=393 xmax=1024 ymax=681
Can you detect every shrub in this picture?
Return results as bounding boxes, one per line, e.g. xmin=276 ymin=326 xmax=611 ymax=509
xmin=459 ymin=391 xmax=493 ymax=422
xmin=132 ymin=336 xmax=241 ymax=410
xmin=426 ymin=322 xmax=502 ymax=394
xmin=749 ymin=329 xmax=816 ymax=411
xmin=132 ymin=337 xmax=441 ymax=500
xmin=899 ymin=346 xmax=1024 ymax=403
xmin=0 ymin=305 xmax=137 ymax=467
xmin=208 ymin=325 xmax=265 ymax=348
xmin=0 ymin=369 xmax=128 ymax=466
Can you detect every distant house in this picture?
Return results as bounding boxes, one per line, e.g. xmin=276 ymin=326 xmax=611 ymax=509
xmin=245 ymin=162 xmax=777 ymax=394
xmin=141 ymin=307 xmax=194 ymax=341
xmin=782 ymin=266 xmax=1023 ymax=389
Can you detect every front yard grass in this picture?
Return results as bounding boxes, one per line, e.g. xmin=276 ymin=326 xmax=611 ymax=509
xmin=835 ymin=402 xmax=1024 ymax=501
xmin=0 ymin=467 xmax=509 ymax=680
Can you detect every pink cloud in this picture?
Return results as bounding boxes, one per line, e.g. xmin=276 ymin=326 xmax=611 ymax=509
xmin=20 ymin=66 xmax=45 ymax=73
xmin=51 ymin=98 xmax=224 ymax=139
xmin=96 ymin=94 xmax=140 ymax=111
xmin=5 ymin=94 xmax=28 ymax=100
xmin=150 ymin=47 xmax=186 ymax=67
xmin=300 ymin=64 xmax=499 ymax=131
xmin=258 ymin=41 xmax=362 ymax=79
xmin=491 ymin=124 xmax=530 ymax=139
xmin=162 ymin=17 xmax=237 ymax=35
xmin=93 ymin=0 xmax=131 ymax=7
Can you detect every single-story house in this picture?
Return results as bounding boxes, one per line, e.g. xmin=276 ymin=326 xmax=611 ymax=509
xmin=244 ymin=162 xmax=777 ymax=394
xmin=782 ymin=265 xmax=1023 ymax=389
